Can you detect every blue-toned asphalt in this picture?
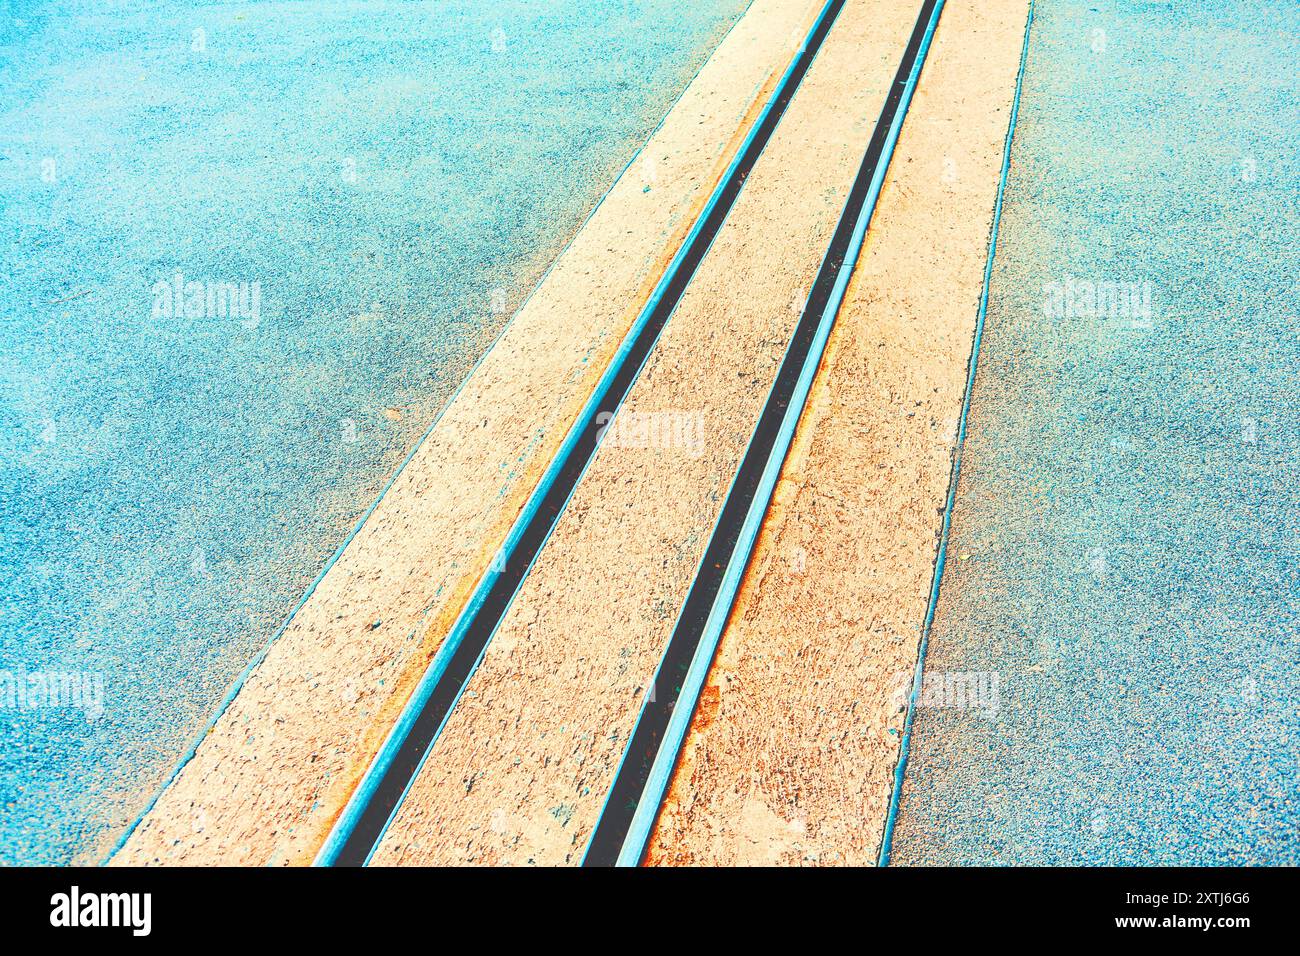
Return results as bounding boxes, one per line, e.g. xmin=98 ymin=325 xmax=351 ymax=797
xmin=892 ymin=0 xmax=1298 ymax=864
xmin=0 ymin=0 xmax=750 ymax=864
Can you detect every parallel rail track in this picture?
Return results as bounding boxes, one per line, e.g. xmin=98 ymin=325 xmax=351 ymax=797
xmin=317 ymin=0 xmax=946 ymax=867
xmin=316 ymin=0 xmax=851 ymax=867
